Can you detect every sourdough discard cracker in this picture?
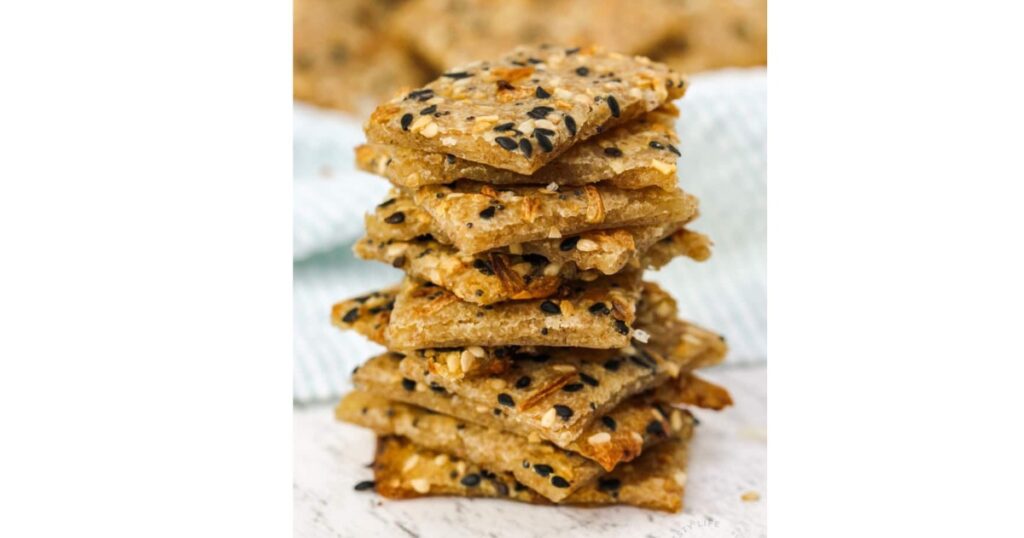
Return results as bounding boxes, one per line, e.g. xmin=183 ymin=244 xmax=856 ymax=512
xmin=364 ymin=45 xmax=686 ymax=174
xmin=370 ymin=434 xmax=692 ymax=512
xmin=356 ymin=107 xmax=683 ymax=191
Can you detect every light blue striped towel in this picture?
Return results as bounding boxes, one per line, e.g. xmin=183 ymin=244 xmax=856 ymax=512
xmin=293 ymin=68 xmax=766 ymax=403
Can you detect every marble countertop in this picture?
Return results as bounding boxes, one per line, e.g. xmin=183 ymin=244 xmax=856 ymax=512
xmin=294 ymin=363 xmax=766 ymax=538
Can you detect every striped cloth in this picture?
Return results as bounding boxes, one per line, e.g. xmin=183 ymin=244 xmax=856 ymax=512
xmin=294 ymin=68 xmax=766 ymax=403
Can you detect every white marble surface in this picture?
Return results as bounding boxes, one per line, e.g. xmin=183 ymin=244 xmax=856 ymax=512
xmin=294 ymin=363 xmax=766 ymax=538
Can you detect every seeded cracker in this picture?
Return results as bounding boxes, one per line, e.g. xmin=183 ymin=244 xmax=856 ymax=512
xmin=354 ymin=225 xmax=710 ymax=305
xmin=349 ymin=352 xmax=726 ymax=470
xmin=385 ymin=272 xmax=643 ymax=349
xmin=365 ymin=189 xmax=706 ymax=274
xmin=370 ymin=435 xmax=691 ymax=512
xmin=356 ymin=107 xmax=683 ymax=191
xmin=392 ymin=0 xmax=690 ymax=73
xmin=364 ymin=45 xmax=686 ymax=175
xmin=409 ymin=181 xmax=698 ymax=254
xmin=293 ymin=0 xmax=428 ymax=114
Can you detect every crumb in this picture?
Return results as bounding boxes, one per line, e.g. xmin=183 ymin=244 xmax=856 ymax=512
xmin=741 ymin=491 xmax=760 ymax=502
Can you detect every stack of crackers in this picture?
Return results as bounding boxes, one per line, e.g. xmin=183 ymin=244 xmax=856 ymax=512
xmin=330 ymin=45 xmax=732 ymax=512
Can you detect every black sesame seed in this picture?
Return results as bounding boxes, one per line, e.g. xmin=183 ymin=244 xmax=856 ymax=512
xmin=354 ymin=480 xmax=376 ymax=491
xmin=630 ymin=354 xmax=656 ymax=369
xmin=554 ymin=404 xmax=573 ymax=420
xmin=495 ymin=136 xmax=518 ymax=151
xmin=527 ymin=57 xmax=543 ymax=64
xmin=494 ymin=122 xmax=515 ymax=132
xmin=472 ymin=258 xmax=495 ymax=275
xmin=559 ymin=236 xmax=580 ymax=251
xmin=519 ymin=138 xmax=533 ymax=158
xmin=401 ymin=378 xmax=416 ymax=391
xmin=607 ymin=95 xmax=620 ymax=117
xmin=649 ymin=140 xmax=665 ymax=150
xmin=588 ymin=302 xmax=610 ymax=315
xmin=541 ymin=328 xmax=549 ymax=335
xmin=419 ymin=104 xmax=437 ymax=115
xmin=533 ymin=127 xmax=555 ymax=137
xmin=515 ymin=376 xmax=532 ymax=389
xmin=551 ymin=476 xmax=571 ymax=488
xmin=565 ymin=47 xmax=580 ymax=55
xmin=535 ymin=86 xmax=551 ymax=98
xmin=535 ymin=131 xmax=554 ymax=152
xmin=406 ymin=89 xmax=434 ymax=101
xmin=342 ymin=308 xmax=360 ymax=323
xmin=493 ymin=408 xmax=502 ymax=415
xmin=601 ymin=415 xmax=617 ymax=431
xmin=479 ymin=206 xmax=497 ymax=219
xmin=533 ymin=464 xmax=553 ymax=477
xmin=498 ymin=393 xmax=515 ymax=407
xmin=429 ymin=382 xmax=446 ymax=393
xmin=400 ymin=113 xmax=413 ymax=131
xmin=646 ymin=420 xmax=666 ymax=436
xmin=460 ymin=473 xmax=482 ymax=487
xmin=384 ymin=211 xmax=405 ymax=224
xmin=377 ymin=198 xmax=397 ymax=208
xmin=540 ymin=300 xmax=561 ymax=314
xmin=527 ymin=106 xmax=554 ymax=119
xmin=443 ymin=71 xmax=472 ymax=79
xmin=562 ymin=383 xmax=584 ymax=393
xmin=667 ymin=144 xmax=681 ymax=156
xmin=613 ymin=319 xmax=630 ymax=335
xmin=564 ymin=115 xmax=577 ymax=136
xmin=523 ymin=253 xmax=548 ymax=266
xmin=579 ymin=373 xmax=599 ymax=387
xmin=391 ymin=256 xmax=406 ymax=268
xmin=603 ymin=147 xmax=623 ymax=157
xmin=597 ymin=478 xmax=621 ymax=492
xmin=575 ymin=67 xmax=589 ymax=76
xmin=445 ymin=154 xmax=456 ymax=164
xmin=497 ymin=79 xmax=515 ymax=91
xmin=602 ymin=358 xmax=621 ymax=371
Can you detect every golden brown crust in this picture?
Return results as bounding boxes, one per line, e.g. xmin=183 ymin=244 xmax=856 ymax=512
xmin=364 ymin=45 xmax=686 ymax=174
xmin=370 ymin=434 xmax=691 ymax=512
xmin=356 ymin=107 xmax=682 ymax=190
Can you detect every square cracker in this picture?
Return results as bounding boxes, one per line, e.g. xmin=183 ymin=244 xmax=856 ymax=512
xmin=354 ymin=225 xmax=710 ymax=305
xmin=364 ymin=45 xmax=686 ymax=175
xmin=365 ymin=189 xmax=707 ymax=274
xmin=385 ymin=272 xmax=643 ymax=349
xmin=356 ymin=107 xmax=683 ymax=191
xmin=336 ymin=391 xmax=695 ymax=501
xmin=407 ymin=180 xmax=698 ymax=254
xmin=369 ymin=434 xmax=691 ymax=512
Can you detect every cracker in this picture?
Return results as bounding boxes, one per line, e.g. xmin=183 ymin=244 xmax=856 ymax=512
xmin=364 ymin=45 xmax=686 ymax=175
xmin=356 ymin=107 xmax=682 ymax=191
xmin=350 ymin=352 xmax=721 ymax=472
xmin=370 ymin=434 xmax=691 ymax=512
xmin=337 ymin=391 xmax=649 ymax=501
xmin=408 ymin=180 xmax=699 ymax=254
xmin=354 ymin=225 xmax=709 ymax=305
xmin=293 ymin=0 xmax=427 ymax=114
xmin=391 ymin=0 xmax=690 ymax=74
xmin=652 ymin=0 xmax=768 ymax=74
xmin=364 ymin=189 xmax=706 ymax=274
xmin=386 ymin=272 xmax=644 ymax=349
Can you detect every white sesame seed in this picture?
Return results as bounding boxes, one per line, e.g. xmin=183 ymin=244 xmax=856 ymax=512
xmin=541 ymin=408 xmax=557 ymax=427
xmin=488 ymin=378 xmax=507 ymax=390
xmin=410 ymin=478 xmax=431 ymax=494
xmin=670 ymin=410 xmax=684 ymax=431
xmin=545 ymin=182 xmax=559 ymax=192
xmin=650 ymin=159 xmax=676 ymax=175
xmin=461 ymin=350 xmax=476 ymax=372
xmin=633 ymin=329 xmax=651 ymax=343
xmin=446 ymin=354 xmax=459 ymax=373
xmin=547 ymin=227 xmax=562 ymax=239
xmin=468 ymin=346 xmax=486 ymax=358
xmin=420 ymin=122 xmax=439 ymax=138
xmin=542 ymin=262 xmax=562 ymax=277
xmin=630 ymin=432 xmax=644 ymax=444
xmin=402 ymin=454 xmax=420 ymax=473
xmin=587 ymin=432 xmax=612 ymax=445
xmin=575 ymin=238 xmax=599 ymax=252
xmin=434 ymin=454 xmax=449 ymax=466
xmin=552 ymin=364 xmax=576 ymax=373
